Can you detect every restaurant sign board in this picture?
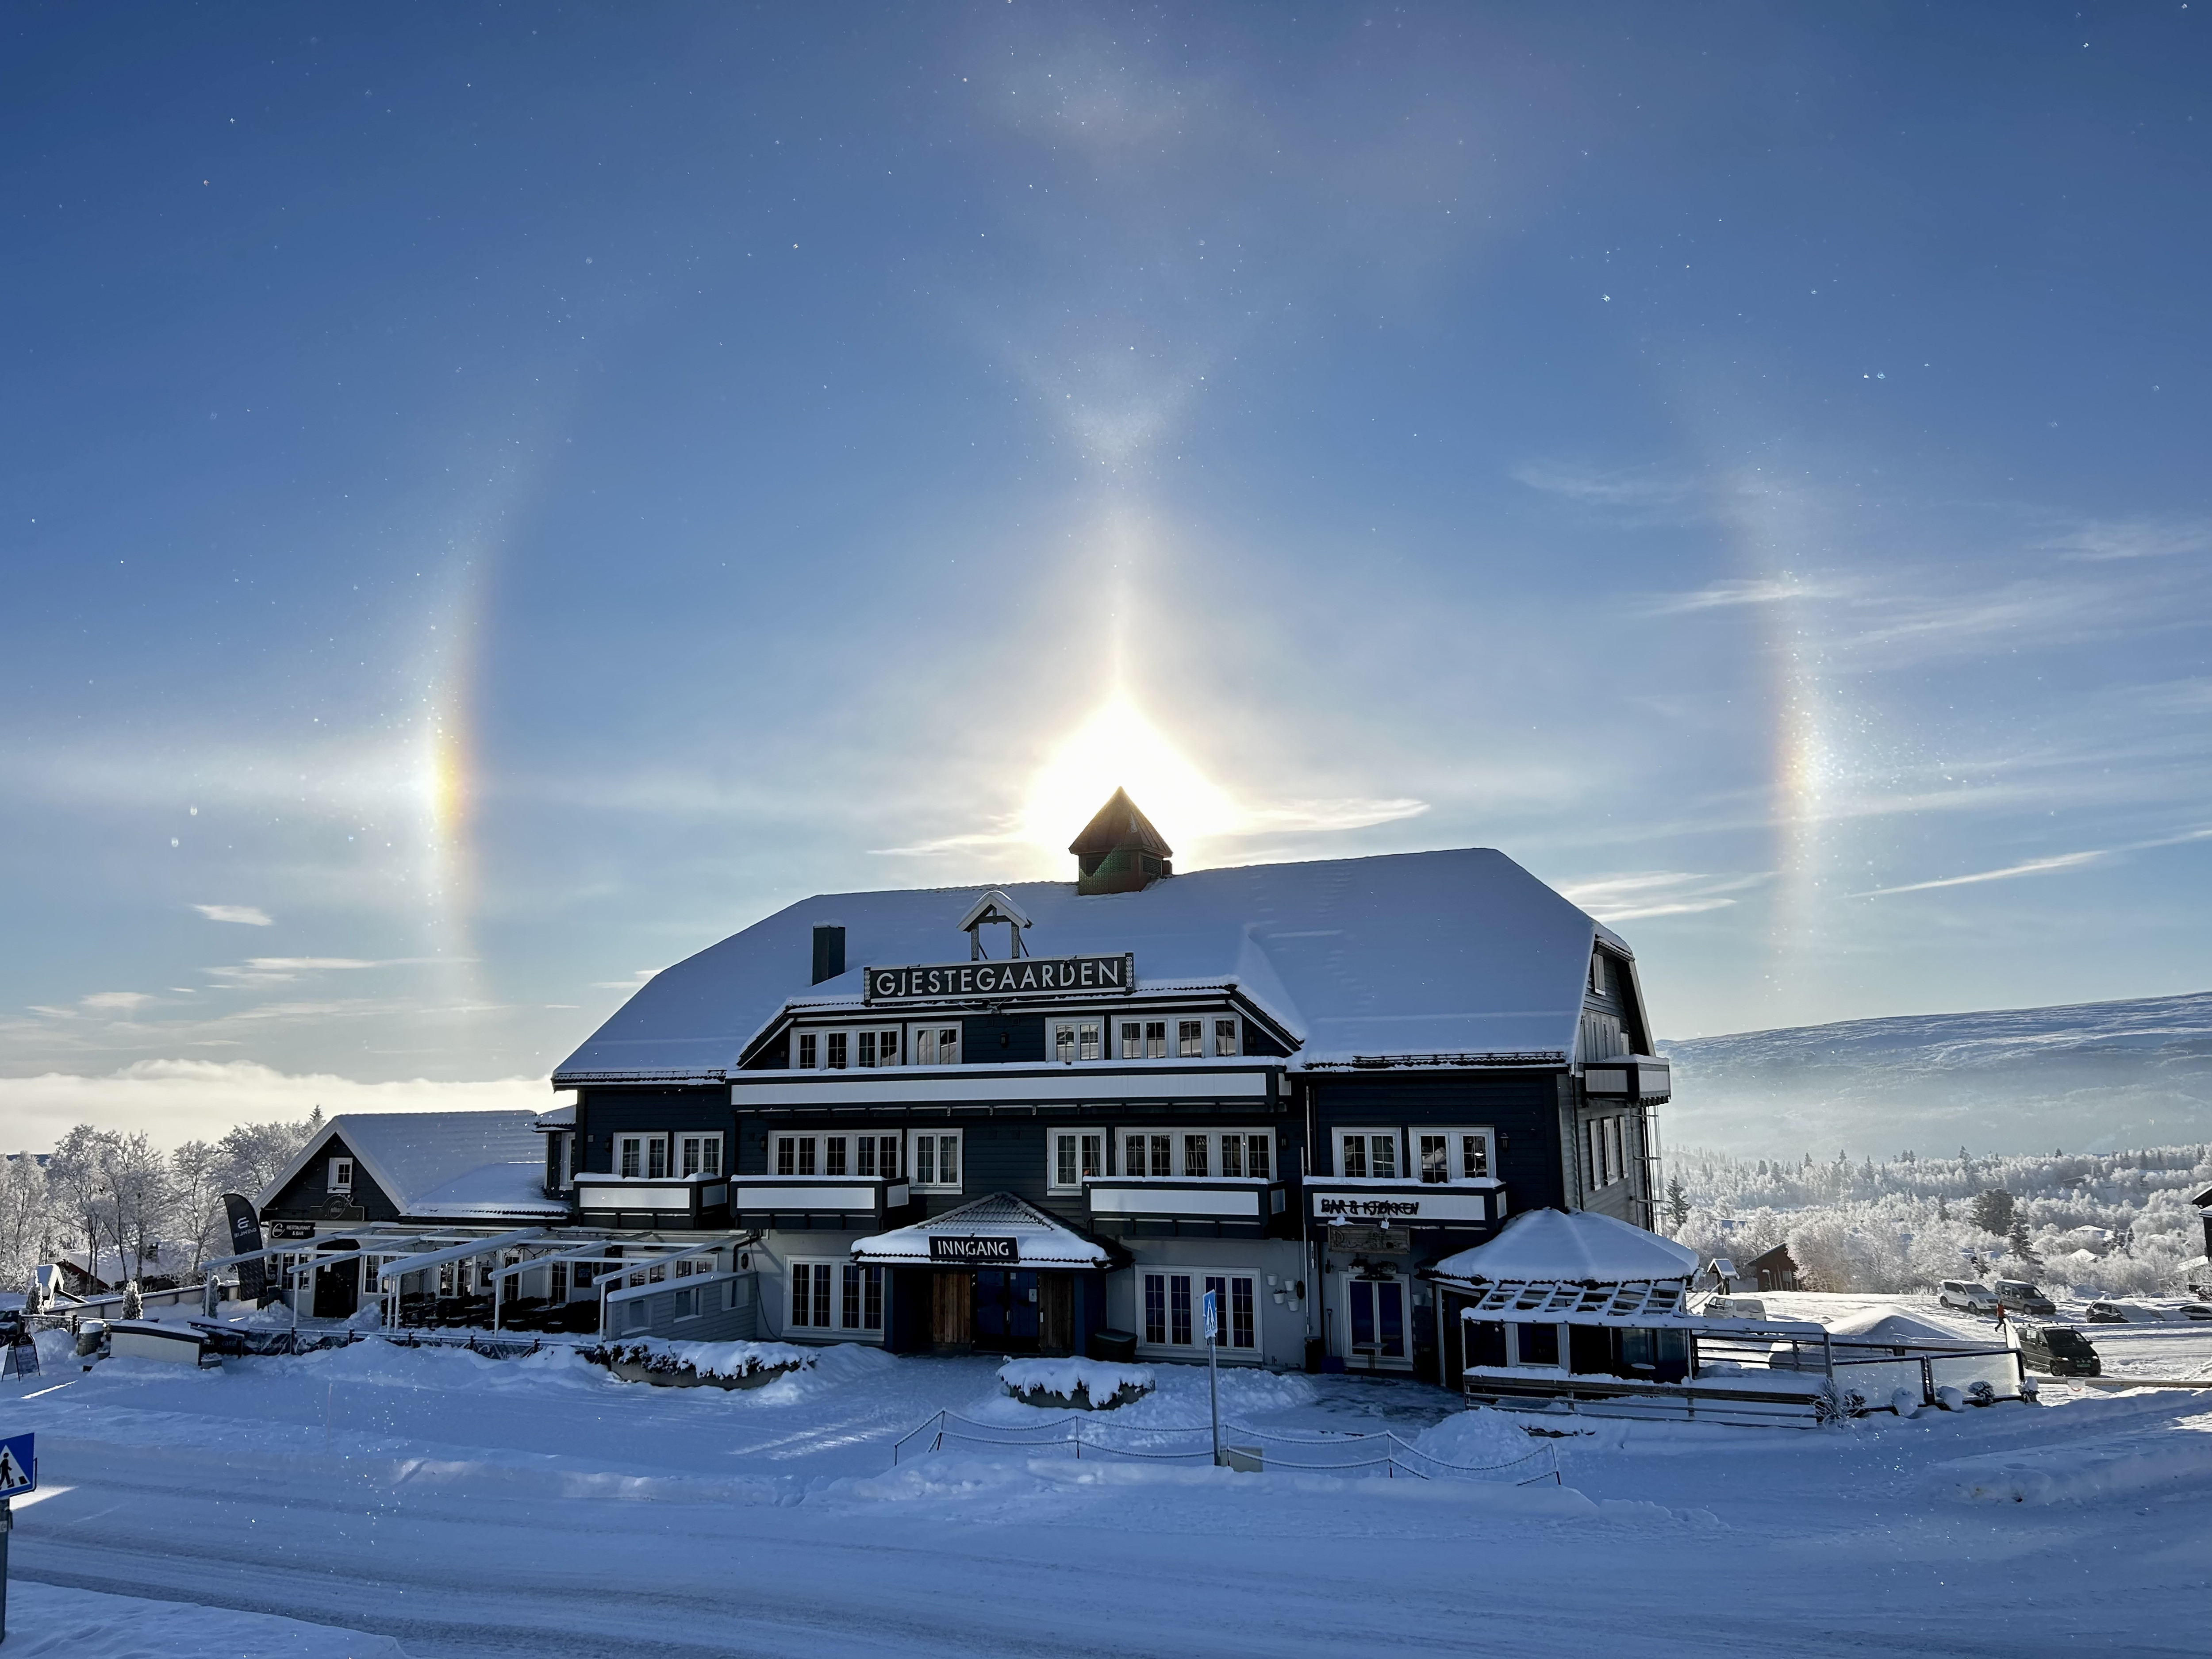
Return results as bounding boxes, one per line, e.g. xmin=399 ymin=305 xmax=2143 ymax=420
xmin=930 ymin=1236 xmax=1018 ymax=1263
xmin=865 ymin=955 xmax=1136 ymax=1004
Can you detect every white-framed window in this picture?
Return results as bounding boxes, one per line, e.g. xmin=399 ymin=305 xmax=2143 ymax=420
xmin=826 ymin=1032 xmax=849 ymax=1070
xmin=856 ymin=1027 xmax=901 ymax=1067
xmin=1415 ymin=1127 xmax=1494 ymax=1184
xmin=617 ymin=1134 xmax=669 ymax=1179
xmin=911 ymin=1025 xmax=962 ymax=1066
xmin=1052 ymin=1018 xmax=1106 ymax=1063
xmin=1213 ymin=1017 xmax=1240 ymax=1056
xmin=910 ymin=1130 xmax=962 ymax=1192
xmin=1177 ymin=1019 xmax=1204 ymax=1057
xmin=1115 ymin=1129 xmax=1272 ymax=1181
xmin=787 ymin=1258 xmax=883 ymax=1336
xmin=679 ymin=1134 xmax=723 ymax=1178
xmin=776 ymin=1133 xmax=899 ymax=1179
xmin=1586 ymin=1116 xmax=1629 ymax=1188
xmin=327 ymin=1156 xmax=353 ymax=1194
xmin=1118 ymin=1019 xmax=1170 ymax=1059
xmin=795 ymin=1032 xmax=818 ymax=1069
xmin=672 ymin=1285 xmax=698 ymax=1320
xmin=1139 ymin=1268 xmax=1259 ymax=1352
xmin=1339 ymin=1130 xmax=1400 ymax=1181
xmin=1048 ymin=1128 xmax=1106 ymax=1193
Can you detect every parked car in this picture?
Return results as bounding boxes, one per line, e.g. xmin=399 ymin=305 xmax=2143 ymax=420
xmin=1703 ymin=1295 xmax=1768 ymax=1319
xmin=1992 ymin=1279 xmax=2056 ymax=1315
xmin=2082 ymin=1302 xmax=2129 ymax=1324
xmin=2016 ymin=1325 xmax=2100 ymax=1376
xmin=2179 ymin=1303 xmax=2212 ymax=1322
xmin=1939 ymin=1280 xmax=2001 ymax=1314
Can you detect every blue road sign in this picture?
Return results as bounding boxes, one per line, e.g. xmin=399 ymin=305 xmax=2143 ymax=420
xmin=1201 ymin=1288 xmax=1220 ymax=1343
xmin=0 ymin=1435 xmax=32 ymax=1496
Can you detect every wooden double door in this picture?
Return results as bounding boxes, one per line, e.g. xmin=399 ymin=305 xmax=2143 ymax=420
xmin=931 ymin=1269 xmax=1074 ymax=1354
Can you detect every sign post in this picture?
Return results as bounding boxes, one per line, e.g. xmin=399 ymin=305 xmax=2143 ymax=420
xmin=0 ymin=1431 xmax=37 ymax=1644
xmin=1202 ymin=1288 xmax=1221 ymax=1467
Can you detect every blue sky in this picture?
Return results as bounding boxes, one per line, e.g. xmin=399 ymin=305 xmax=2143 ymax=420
xmin=3 ymin=4 xmax=2206 ymax=1131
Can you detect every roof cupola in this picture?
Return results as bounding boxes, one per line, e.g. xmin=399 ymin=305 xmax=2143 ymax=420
xmin=1069 ymin=788 xmax=1173 ymax=895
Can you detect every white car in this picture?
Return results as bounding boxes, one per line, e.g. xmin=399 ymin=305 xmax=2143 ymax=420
xmin=1938 ymin=1280 xmax=2002 ymax=1314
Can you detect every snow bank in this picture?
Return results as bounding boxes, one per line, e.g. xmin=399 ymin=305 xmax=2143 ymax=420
xmin=1940 ymin=1426 xmax=2212 ymax=1505
xmin=1 ymin=1581 xmax=405 ymax=1657
xmin=1410 ymin=1407 xmax=1540 ymax=1471
xmin=998 ymin=1357 xmax=1156 ymax=1408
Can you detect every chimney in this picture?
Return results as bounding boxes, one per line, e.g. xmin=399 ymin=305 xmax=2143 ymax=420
xmin=811 ymin=924 xmax=846 ymax=984
xmin=1069 ymin=788 xmax=1173 ymax=895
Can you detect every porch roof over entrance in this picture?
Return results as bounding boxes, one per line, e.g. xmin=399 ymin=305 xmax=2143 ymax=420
xmin=851 ymin=1192 xmax=1125 ymax=1270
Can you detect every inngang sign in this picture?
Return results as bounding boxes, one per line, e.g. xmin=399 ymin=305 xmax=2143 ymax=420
xmin=864 ymin=954 xmax=1137 ymax=1004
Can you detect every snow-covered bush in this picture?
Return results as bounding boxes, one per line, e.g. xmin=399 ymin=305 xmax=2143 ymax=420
xmin=998 ymin=1357 xmax=1155 ymax=1409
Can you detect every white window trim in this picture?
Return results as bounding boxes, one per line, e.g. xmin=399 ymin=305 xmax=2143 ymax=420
xmin=784 ymin=1255 xmax=887 ymax=1340
xmin=907 ymin=1128 xmax=964 ymax=1194
xmin=1046 ymin=1125 xmax=1108 ymax=1194
xmin=1113 ymin=1127 xmax=1275 ymax=1182
xmin=1413 ymin=1126 xmax=1496 ymax=1185
xmin=1136 ymin=1265 xmax=1263 ymax=1355
xmin=677 ymin=1132 xmax=725 ymax=1179
xmin=327 ymin=1156 xmax=353 ymax=1194
xmin=616 ymin=1133 xmax=671 ymax=1180
xmin=1336 ymin=1128 xmax=1405 ymax=1182
xmin=773 ymin=1130 xmax=902 ymax=1181
xmin=1048 ymin=1014 xmax=1112 ymax=1065
xmin=908 ymin=1022 xmax=964 ymax=1068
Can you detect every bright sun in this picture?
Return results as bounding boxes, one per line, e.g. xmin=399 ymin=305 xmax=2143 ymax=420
xmin=1018 ymin=699 xmax=1239 ymax=861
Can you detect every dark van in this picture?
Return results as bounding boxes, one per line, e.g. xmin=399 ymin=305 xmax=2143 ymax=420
xmin=2016 ymin=1325 xmax=2100 ymax=1377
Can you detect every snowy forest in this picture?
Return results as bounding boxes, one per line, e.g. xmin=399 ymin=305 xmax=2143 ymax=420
xmin=0 ymin=1110 xmax=324 ymax=1293
xmin=1666 ymin=1144 xmax=2212 ymax=1296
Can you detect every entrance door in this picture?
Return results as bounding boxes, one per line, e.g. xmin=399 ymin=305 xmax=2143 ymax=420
xmin=1346 ymin=1275 xmax=1408 ymax=1369
xmin=311 ymin=1239 xmax=360 ymax=1320
xmin=972 ymin=1269 xmax=1041 ymax=1351
xmin=931 ymin=1270 xmax=972 ymax=1350
xmin=1038 ymin=1275 xmax=1074 ymax=1354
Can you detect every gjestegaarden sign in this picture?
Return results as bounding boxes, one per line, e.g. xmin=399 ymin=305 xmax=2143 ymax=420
xmin=930 ymin=1236 xmax=1018 ymax=1263
xmin=865 ymin=954 xmax=1136 ymax=1004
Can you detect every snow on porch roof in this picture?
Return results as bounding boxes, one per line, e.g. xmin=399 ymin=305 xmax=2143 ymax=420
xmin=1432 ymin=1207 xmax=1699 ymax=1285
xmin=554 ymin=846 xmax=1609 ymax=1083
xmin=850 ymin=1192 xmax=1119 ymax=1270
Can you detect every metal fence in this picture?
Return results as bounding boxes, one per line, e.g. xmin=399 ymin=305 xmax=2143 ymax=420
xmin=888 ymin=1409 xmax=1561 ymax=1483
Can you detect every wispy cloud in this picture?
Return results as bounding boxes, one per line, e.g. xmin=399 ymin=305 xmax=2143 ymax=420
xmin=1852 ymin=852 xmax=2103 ymax=898
xmin=80 ymin=991 xmax=154 ymax=1011
xmin=1233 ymin=798 xmax=1430 ymax=833
xmin=1513 ymin=461 xmax=1694 ymax=511
xmin=1559 ymin=870 xmax=1772 ymax=922
xmin=1644 ymin=576 xmax=1855 ymax=615
xmin=2043 ymin=516 xmax=2211 ymax=562
xmin=1854 ymin=826 xmax=2212 ymax=899
xmin=193 ymin=903 xmax=273 ymax=926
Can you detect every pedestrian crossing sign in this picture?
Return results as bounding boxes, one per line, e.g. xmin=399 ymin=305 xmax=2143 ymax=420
xmin=0 ymin=1433 xmax=35 ymax=1495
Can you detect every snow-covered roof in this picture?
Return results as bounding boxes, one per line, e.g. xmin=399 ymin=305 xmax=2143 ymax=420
xmin=850 ymin=1192 xmax=1119 ymax=1269
xmin=1432 ymin=1208 xmax=1698 ymax=1285
xmin=555 ymin=847 xmax=1608 ymax=1083
xmin=254 ymin=1112 xmax=568 ymax=1222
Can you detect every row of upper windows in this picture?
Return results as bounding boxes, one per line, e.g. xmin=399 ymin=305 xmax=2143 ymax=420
xmin=761 ymin=1124 xmax=1284 ymax=1198
xmin=789 ymin=1014 xmax=1242 ymax=1070
xmin=1334 ymin=1128 xmax=1494 ymax=1184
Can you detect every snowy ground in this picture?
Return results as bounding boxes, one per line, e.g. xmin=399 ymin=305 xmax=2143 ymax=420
xmin=0 ymin=1311 xmax=2205 ymax=1656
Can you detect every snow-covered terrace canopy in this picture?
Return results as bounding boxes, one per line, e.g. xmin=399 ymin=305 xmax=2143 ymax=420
xmin=851 ymin=1193 xmax=1123 ymax=1271
xmin=1432 ymin=1208 xmax=1701 ymax=1287
xmin=555 ymin=848 xmax=1630 ymax=1083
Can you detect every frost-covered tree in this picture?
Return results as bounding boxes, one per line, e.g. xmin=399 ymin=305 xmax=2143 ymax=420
xmin=1970 ymin=1188 xmax=2015 ymax=1238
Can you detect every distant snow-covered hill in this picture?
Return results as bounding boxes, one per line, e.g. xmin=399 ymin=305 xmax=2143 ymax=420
xmin=1658 ymin=992 xmax=2212 ymax=1159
